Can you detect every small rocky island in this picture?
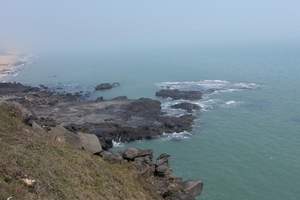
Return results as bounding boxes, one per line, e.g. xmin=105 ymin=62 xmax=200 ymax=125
xmin=0 ymin=82 xmax=203 ymax=200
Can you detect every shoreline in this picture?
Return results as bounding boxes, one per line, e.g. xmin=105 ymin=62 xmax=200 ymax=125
xmin=0 ymin=52 xmax=27 ymax=81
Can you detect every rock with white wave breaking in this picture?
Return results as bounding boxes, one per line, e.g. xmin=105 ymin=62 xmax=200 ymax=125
xmin=156 ymin=89 xmax=203 ymax=100
xmin=171 ymin=102 xmax=201 ymax=113
xmin=0 ymin=82 xmax=195 ymax=150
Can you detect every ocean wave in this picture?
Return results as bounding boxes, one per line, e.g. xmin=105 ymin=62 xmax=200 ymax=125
xmin=157 ymin=80 xmax=259 ymax=94
xmin=112 ymin=140 xmax=124 ymax=147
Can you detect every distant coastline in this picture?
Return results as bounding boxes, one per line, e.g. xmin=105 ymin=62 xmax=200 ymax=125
xmin=0 ymin=51 xmax=28 ymax=81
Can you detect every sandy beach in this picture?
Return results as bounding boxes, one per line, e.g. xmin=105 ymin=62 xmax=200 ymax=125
xmin=0 ymin=51 xmax=26 ymax=80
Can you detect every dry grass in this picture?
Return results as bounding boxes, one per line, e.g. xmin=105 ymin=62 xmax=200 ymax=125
xmin=0 ymin=104 xmax=161 ymax=200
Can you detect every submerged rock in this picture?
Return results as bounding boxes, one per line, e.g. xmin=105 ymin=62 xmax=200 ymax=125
xmin=156 ymin=89 xmax=202 ymax=100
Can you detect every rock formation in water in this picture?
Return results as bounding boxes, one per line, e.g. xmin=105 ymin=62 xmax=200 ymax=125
xmin=0 ymin=83 xmax=195 ymax=149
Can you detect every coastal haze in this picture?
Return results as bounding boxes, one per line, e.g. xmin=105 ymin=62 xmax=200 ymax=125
xmin=1 ymin=1 xmax=300 ymax=200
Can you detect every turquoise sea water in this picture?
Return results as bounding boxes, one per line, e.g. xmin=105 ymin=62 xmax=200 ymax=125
xmin=12 ymin=45 xmax=300 ymax=200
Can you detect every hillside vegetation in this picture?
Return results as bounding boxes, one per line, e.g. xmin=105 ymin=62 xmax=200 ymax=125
xmin=0 ymin=104 xmax=161 ymax=200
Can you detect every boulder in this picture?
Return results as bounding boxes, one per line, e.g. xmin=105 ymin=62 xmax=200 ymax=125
xmin=122 ymin=147 xmax=153 ymax=161
xmin=156 ymin=89 xmax=202 ymax=100
xmin=171 ymin=102 xmax=201 ymax=113
xmin=48 ymin=126 xmax=81 ymax=148
xmin=182 ymin=180 xmax=203 ymax=198
xmin=78 ymin=132 xmax=102 ymax=154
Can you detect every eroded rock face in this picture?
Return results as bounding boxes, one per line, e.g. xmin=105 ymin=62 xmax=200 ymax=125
xmin=156 ymin=89 xmax=203 ymax=100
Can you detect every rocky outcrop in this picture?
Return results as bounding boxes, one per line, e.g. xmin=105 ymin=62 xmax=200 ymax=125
xmin=156 ymin=89 xmax=202 ymax=100
xmin=0 ymin=82 xmax=196 ymax=149
xmin=99 ymin=148 xmax=203 ymax=200
xmin=95 ymin=82 xmax=120 ymax=91
xmin=171 ymin=102 xmax=201 ymax=113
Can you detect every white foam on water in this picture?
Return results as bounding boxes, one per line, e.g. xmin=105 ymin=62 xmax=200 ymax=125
xmin=162 ymin=131 xmax=192 ymax=141
xmin=157 ymin=80 xmax=259 ymax=94
xmin=221 ymin=100 xmax=243 ymax=108
xmin=156 ymin=80 xmax=259 ymax=115
xmin=112 ymin=140 xmax=124 ymax=147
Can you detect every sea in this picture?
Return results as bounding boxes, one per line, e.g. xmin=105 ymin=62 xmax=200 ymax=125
xmin=5 ymin=44 xmax=300 ymax=200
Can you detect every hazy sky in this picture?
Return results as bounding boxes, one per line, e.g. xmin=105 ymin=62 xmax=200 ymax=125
xmin=1 ymin=0 xmax=300 ymax=52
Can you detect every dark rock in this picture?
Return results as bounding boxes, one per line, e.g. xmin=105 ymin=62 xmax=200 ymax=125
xmin=0 ymin=82 xmax=196 ymax=150
xmin=160 ymin=115 xmax=195 ymax=133
xmin=95 ymin=82 xmax=120 ymax=91
xmin=0 ymin=82 xmax=40 ymax=95
xmin=95 ymin=96 xmax=104 ymax=102
xmin=171 ymin=102 xmax=201 ymax=113
xmin=156 ymin=89 xmax=202 ymax=100
xmin=123 ymin=98 xmax=161 ymax=118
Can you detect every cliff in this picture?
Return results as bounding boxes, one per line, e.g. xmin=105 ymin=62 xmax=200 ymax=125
xmin=0 ymin=104 xmax=162 ymax=200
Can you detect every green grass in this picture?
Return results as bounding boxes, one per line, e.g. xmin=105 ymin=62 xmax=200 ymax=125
xmin=0 ymin=104 xmax=161 ymax=200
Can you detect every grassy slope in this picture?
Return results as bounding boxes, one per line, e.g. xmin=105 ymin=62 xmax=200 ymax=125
xmin=0 ymin=104 xmax=162 ymax=200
